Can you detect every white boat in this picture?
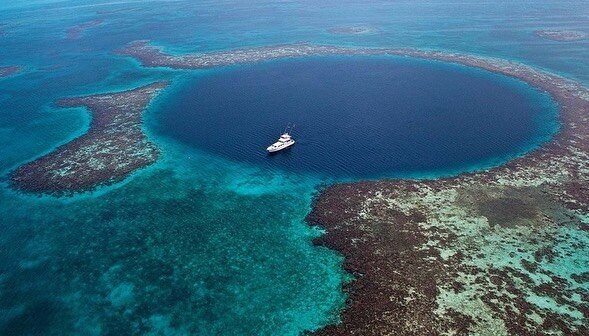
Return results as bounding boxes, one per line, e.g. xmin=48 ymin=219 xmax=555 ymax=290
xmin=267 ymin=132 xmax=295 ymax=153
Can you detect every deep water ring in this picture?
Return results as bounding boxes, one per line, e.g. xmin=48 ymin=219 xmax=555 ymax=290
xmin=153 ymin=55 xmax=558 ymax=178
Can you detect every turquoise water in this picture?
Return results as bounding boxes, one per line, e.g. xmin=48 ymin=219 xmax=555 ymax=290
xmin=0 ymin=1 xmax=587 ymax=334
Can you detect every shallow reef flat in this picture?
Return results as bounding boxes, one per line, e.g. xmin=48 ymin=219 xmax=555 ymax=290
xmin=117 ymin=41 xmax=355 ymax=69
xmin=10 ymin=82 xmax=168 ymax=195
xmin=309 ymin=182 xmax=588 ymax=335
xmin=118 ymin=41 xmax=589 ymax=334
xmin=0 ymin=66 xmax=21 ymax=77
xmin=535 ymin=30 xmax=587 ymax=42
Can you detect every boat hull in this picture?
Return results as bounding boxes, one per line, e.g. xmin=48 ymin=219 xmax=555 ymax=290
xmin=267 ymin=141 xmax=295 ymax=153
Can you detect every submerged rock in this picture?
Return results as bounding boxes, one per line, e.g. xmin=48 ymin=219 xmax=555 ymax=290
xmin=535 ymin=30 xmax=587 ymax=42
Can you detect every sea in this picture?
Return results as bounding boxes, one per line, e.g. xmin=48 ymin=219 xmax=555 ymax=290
xmin=0 ymin=0 xmax=587 ymax=334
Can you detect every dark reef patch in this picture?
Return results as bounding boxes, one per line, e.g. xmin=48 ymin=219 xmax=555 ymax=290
xmin=10 ymin=82 xmax=168 ymax=195
xmin=65 ymin=19 xmax=104 ymax=40
xmin=0 ymin=66 xmax=21 ymax=77
xmin=457 ymin=187 xmax=557 ymax=229
xmin=328 ymin=26 xmax=377 ymax=35
xmin=477 ymin=196 xmax=538 ymax=227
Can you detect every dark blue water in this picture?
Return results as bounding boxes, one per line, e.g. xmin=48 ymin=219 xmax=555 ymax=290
xmin=156 ymin=56 xmax=557 ymax=178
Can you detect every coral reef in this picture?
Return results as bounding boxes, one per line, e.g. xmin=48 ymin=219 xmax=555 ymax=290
xmin=10 ymin=82 xmax=168 ymax=195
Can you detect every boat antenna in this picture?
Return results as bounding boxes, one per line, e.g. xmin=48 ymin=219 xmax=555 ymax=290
xmin=285 ymin=123 xmax=295 ymax=134
xmin=284 ymin=123 xmax=295 ymax=133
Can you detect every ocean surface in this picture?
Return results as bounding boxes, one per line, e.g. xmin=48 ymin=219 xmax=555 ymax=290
xmin=0 ymin=0 xmax=587 ymax=335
